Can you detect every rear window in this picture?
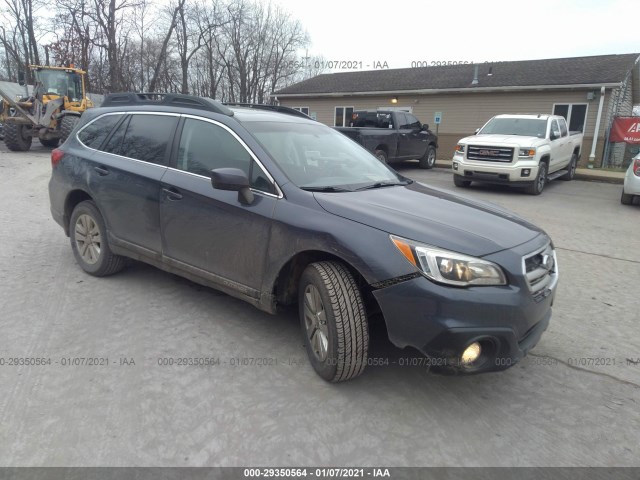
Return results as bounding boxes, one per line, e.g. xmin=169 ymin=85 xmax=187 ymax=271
xmin=77 ymin=114 xmax=123 ymax=149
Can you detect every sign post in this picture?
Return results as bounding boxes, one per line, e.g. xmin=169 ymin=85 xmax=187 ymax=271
xmin=434 ymin=111 xmax=442 ymax=136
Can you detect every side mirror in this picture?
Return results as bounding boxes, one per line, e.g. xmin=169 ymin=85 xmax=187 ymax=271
xmin=211 ymin=167 xmax=254 ymax=204
xmin=474 ymin=128 xmax=480 ymax=135
xmin=421 ymin=124 xmax=430 ymax=131
xmin=17 ymin=71 xmax=25 ymax=86
xmin=550 ymin=131 xmax=560 ymax=141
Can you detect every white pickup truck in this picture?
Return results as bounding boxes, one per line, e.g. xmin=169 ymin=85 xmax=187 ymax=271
xmin=452 ymin=114 xmax=583 ymax=195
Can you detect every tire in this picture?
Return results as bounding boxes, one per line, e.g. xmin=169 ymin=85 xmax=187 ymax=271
xmin=3 ymin=123 xmax=32 ymax=151
xmin=560 ymin=153 xmax=577 ymax=181
xmin=69 ymin=200 xmax=126 ymax=276
xmin=299 ymin=261 xmax=369 ymax=382
xmin=39 ymin=137 xmax=60 ymax=148
xmin=526 ymin=162 xmax=547 ymax=195
xmin=419 ymin=145 xmax=437 ymax=169
xmin=374 ymin=149 xmax=387 ymax=164
xmin=453 ymin=175 xmax=471 ymax=188
xmin=621 ymin=190 xmax=634 ymax=205
xmin=60 ymin=115 xmax=79 ymax=144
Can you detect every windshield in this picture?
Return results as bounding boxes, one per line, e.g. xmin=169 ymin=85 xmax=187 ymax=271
xmin=479 ymin=118 xmax=547 ymax=138
xmin=35 ymin=70 xmax=83 ymax=101
xmin=244 ymin=121 xmax=406 ymax=190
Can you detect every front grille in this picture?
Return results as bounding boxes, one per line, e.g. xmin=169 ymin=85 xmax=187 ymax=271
xmin=522 ymin=243 xmax=558 ymax=299
xmin=467 ymin=145 xmax=514 ymax=162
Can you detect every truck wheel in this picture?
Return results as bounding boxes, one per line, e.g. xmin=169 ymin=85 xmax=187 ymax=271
xmin=419 ymin=145 xmax=437 ymax=169
xmin=60 ymin=116 xmax=79 ymax=144
xmin=560 ymin=153 xmax=577 ymax=181
xmin=453 ymin=175 xmax=471 ymax=188
xmin=3 ymin=123 xmax=32 ymax=151
xmin=39 ymin=137 xmax=60 ymax=148
xmin=299 ymin=261 xmax=369 ymax=382
xmin=374 ymin=149 xmax=387 ymax=164
xmin=621 ymin=190 xmax=634 ymax=205
xmin=526 ymin=162 xmax=547 ymax=195
xmin=70 ymin=200 xmax=126 ymax=277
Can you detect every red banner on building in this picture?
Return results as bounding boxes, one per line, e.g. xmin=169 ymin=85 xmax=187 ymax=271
xmin=610 ymin=117 xmax=640 ymax=144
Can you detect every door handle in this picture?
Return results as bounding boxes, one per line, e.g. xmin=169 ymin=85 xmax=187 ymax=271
xmin=400 ymin=133 xmax=407 ymax=137
xmin=162 ymin=187 xmax=183 ymax=201
xmin=94 ymin=166 xmax=109 ymax=176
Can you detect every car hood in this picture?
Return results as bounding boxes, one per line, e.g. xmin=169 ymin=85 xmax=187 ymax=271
xmin=460 ymin=134 xmax=546 ymax=147
xmin=313 ymin=182 xmax=545 ymax=257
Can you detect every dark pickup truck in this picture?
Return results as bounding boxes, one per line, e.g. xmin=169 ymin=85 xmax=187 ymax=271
xmin=335 ymin=110 xmax=438 ymax=169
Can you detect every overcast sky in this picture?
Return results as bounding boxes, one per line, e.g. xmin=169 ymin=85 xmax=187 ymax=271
xmin=272 ymin=0 xmax=639 ymax=71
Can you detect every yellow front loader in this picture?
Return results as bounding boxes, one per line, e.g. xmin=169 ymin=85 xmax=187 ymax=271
xmin=0 ymin=65 xmax=94 ymax=151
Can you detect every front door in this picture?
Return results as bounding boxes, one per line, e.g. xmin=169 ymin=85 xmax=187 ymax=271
xmin=160 ymin=117 xmax=278 ymax=295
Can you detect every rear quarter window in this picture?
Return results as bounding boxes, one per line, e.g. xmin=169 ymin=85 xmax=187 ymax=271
xmin=77 ymin=114 xmax=123 ymax=149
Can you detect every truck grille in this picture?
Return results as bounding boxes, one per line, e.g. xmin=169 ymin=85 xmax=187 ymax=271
xmin=467 ymin=145 xmax=514 ymax=162
xmin=522 ymin=243 xmax=558 ymax=301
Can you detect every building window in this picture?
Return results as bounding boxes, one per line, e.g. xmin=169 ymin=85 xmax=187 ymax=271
xmin=334 ymin=106 xmax=354 ymax=127
xmin=553 ymin=104 xmax=588 ymax=133
xmin=292 ymin=107 xmax=309 ymax=116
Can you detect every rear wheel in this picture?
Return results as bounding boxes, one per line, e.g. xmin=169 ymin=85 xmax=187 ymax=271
xmin=39 ymin=137 xmax=60 ymax=148
xmin=70 ymin=200 xmax=126 ymax=276
xmin=4 ymin=123 xmax=32 ymax=151
xmin=374 ymin=149 xmax=387 ymax=164
xmin=526 ymin=162 xmax=547 ymax=195
xmin=299 ymin=261 xmax=369 ymax=382
xmin=60 ymin=116 xmax=79 ymax=144
xmin=560 ymin=153 xmax=577 ymax=181
xmin=621 ymin=190 xmax=634 ymax=205
xmin=419 ymin=145 xmax=437 ymax=169
xmin=453 ymin=175 xmax=471 ymax=188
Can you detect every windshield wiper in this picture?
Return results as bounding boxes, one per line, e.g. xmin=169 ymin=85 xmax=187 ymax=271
xmin=300 ymin=185 xmax=352 ymax=192
xmin=355 ymin=180 xmax=411 ymax=191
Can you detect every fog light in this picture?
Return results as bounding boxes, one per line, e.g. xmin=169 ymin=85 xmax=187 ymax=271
xmin=461 ymin=342 xmax=482 ymax=365
xmin=521 ymin=168 xmax=531 ymax=177
xmin=453 ymin=162 xmax=459 ymax=171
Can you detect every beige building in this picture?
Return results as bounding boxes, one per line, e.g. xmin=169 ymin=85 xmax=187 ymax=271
xmin=273 ymin=54 xmax=640 ymax=168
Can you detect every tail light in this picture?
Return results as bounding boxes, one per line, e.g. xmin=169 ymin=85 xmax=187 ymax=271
xmin=51 ymin=148 xmax=65 ymax=168
xmin=634 ymin=159 xmax=640 ymax=177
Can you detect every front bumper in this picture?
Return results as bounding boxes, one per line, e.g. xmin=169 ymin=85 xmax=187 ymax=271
xmin=452 ymin=155 xmax=539 ymax=185
xmin=372 ymin=237 xmax=556 ymax=374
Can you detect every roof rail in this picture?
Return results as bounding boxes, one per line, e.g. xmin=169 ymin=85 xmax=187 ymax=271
xmin=101 ymin=92 xmax=234 ymax=116
xmin=223 ymin=102 xmax=311 ymax=119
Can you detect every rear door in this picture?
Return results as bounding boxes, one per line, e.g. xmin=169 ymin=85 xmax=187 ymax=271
xmin=159 ymin=116 xmax=278 ymax=295
xmin=84 ymin=112 xmax=179 ymax=257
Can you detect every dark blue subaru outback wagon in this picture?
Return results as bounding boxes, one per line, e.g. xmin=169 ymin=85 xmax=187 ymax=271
xmin=49 ymin=93 xmax=558 ymax=382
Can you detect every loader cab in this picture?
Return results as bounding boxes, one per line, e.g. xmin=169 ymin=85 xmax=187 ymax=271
xmin=32 ymin=66 xmax=91 ymax=111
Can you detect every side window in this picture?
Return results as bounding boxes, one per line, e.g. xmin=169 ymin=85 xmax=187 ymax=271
xmin=405 ymin=113 xmax=421 ymax=130
xmin=119 ymin=114 xmax=178 ymax=165
xmin=559 ymin=118 xmax=568 ymax=137
xmin=550 ymin=120 xmax=560 ymax=140
xmin=77 ymin=114 xmax=123 ymax=149
xmin=397 ymin=113 xmax=409 ymax=129
xmin=177 ymin=118 xmax=274 ymax=193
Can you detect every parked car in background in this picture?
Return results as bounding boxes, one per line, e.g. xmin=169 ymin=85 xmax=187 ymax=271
xmin=334 ymin=110 xmax=438 ymax=168
xmin=49 ymin=93 xmax=557 ymax=382
xmin=621 ymin=152 xmax=640 ymax=205
xmin=453 ymin=114 xmax=583 ymax=195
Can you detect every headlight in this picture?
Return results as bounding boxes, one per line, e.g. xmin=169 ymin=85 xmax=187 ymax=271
xmin=518 ymin=148 xmax=536 ymax=157
xmin=454 ymin=144 xmax=465 ymax=154
xmin=391 ymin=235 xmax=507 ymax=286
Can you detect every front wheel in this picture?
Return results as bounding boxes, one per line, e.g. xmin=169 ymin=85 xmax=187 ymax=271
xmin=39 ymin=137 xmax=60 ymax=148
xmin=70 ymin=201 xmax=126 ymax=276
xmin=453 ymin=175 xmax=471 ymax=188
xmin=374 ymin=149 xmax=387 ymax=164
xmin=526 ymin=162 xmax=547 ymax=195
xmin=299 ymin=261 xmax=369 ymax=382
xmin=60 ymin=116 xmax=79 ymax=144
xmin=419 ymin=145 xmax=436 ymax=169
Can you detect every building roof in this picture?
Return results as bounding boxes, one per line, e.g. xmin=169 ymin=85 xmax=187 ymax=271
xmin=274 ymin=54 xmax=640 ymax=97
